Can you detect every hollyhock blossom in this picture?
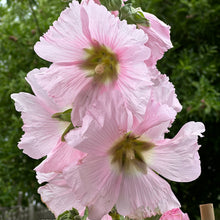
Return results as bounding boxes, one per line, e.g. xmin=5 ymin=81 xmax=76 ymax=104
xmin=160 ymin=208 xmax=190 ymax=220
xmin=63 ymin=94 xmax=205 ymax=219
xmin=11 ymin=68 xmax=84 ymax=161
xmin=83 ymin=0 xmax=172 ymax=67
xmin=34 ymin=0 xmax=153 ymax=124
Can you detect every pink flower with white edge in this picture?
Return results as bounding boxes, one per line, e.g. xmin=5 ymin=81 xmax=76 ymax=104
xmin=160 ymin=208 xmax=190 ymax=220
xmin=139 ymin=12 xmax=173 ymax=67
xmin=11 ymin=68 xmax=84 ymax=161
xmin=64 ymin=94 xmax=204 ymax=219
xmin=34 ymin=0 xmax=152 ymax=124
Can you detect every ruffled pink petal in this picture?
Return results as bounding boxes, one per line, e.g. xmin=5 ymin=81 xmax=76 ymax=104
xmin=36 ymin=172 xmax=58 ymax=184
xmin=149 ymin=122 xmax=205 ymax=182
xmin=117 ymin=63 xmax=152 ymax=118
xmin=85 ymin=2 xmax=148 ymax=51
xmin=67 ymin=90 xmax=130 ymax=153
xmin=116 ymin=169 xmax=180 ymax=218
xmin=64 ymin=155 xmax=122 ymax=220
xmin=35 ymin=140 xmax=86 ymax=173
xmin=11 ymin=93 xmax=68 ymax=159
xmin=133 ymin=100 xmax=176 ymax=138
xmin=34 ymin=1 xmax=90 ymax=63
xmin=150 ymin=69 xmax=182 ymax=113
xmin=66 ymin=113 xmax=120 ymax=155
xmin=34 ymin=64 xmax=91 ymax=108
xmin=139 ymin=12 xmax=172 ymax=66
xmin=25 ymin=68 xmax=65 ymax=111
xmin=38 ymin=172 xmax=84 ymax=218
xmin=160 ymin=208 xmax=190 ymax=220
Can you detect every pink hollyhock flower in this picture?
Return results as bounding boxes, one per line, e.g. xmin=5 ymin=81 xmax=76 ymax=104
xmin=34 ymin=0 xmax=152 ymax=124
xmin=139 ymin=13 xmax=173 ymax=67
xmin=11 ymin=68 xmax=84 ymax=160
xmin=63 ymin=94 xmax=205 ymax=219
xmin=160 ymin=208 xmax=190 ymax=220
xmin=84 ymin=0 xmax=172 ymax=67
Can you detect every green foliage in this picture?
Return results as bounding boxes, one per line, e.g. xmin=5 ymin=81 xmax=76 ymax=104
xmin=100 ymin=0 xmax=123 ymax=11
xmin=57 ymin=207 xmax=88 ymax=220
xmin=119 ymin=3 xmax=150 ymax=26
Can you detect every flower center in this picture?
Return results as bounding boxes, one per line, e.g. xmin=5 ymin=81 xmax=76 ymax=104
xmin=80 ymin=44 xmax=119 ymax=84
xmin=108 ymin=133 xmax=155 ymax=174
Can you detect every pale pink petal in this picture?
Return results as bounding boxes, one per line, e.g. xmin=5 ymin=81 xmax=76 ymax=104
xmin=70 ymin=83 xmax=100 ymax=126
xmin=36 ymin=172 xmax=58 ymax=184
xmin=11 ymin=93 xmax=68 ymax=159
xmin=116 ymin=169 xmax=180 ymax=218
xmin=66 ymin=113 xmax=120 ymax=155
xmin=34 ymin=64 xmax=91 ymax=108
xmin=34 ymin=1 xmax=90 ymax=63
xmin=25 ymin=68 xmax=61 ymax=112
xmin=64 ymin=155 xmax=121 ymax=220
xmin=160 ymin=208 xmax=190 ymax=220
xmin=100 ymin=214 xmax=112 ymax=220
xmin=133 ymin=100 xmax=176 ymax=138
xmin=139 ymin=12 xmax=172 ymax=66
xmin=85 ymin=2 xmax=148 ymax=51
xmin=67 ymin=90 xmax=130 ymax=153
xmin=38 ymin=173 xmax=84 ymax=218
xmin=149 ymin=122 xmax=205 ymax=182
xmin=151 ymin=70 xmax=182 ymax=113
xmin=35 ymin=140 xmax=86 ymax=173
xmin=117 ymin=64 xmax=152 ymax=118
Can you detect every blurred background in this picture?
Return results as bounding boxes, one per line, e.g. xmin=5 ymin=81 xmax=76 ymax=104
xmin=0 ymin=0 xmax=219 ymax=219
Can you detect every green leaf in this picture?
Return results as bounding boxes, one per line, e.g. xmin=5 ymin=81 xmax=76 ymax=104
xmin=81 ymin=207 xmax=88 ymax=220
xmin=57 ymin=208 xmax=80 ymax=220
xmin=52 ymin=108 xmax=72 ymax=122
xmin=100 ymin=0 xmax=123 ymax=11
xmin=119 ymin=4 xmax=150 ymax=27
xmin=144 ymin=214 xmax=162 ymax=220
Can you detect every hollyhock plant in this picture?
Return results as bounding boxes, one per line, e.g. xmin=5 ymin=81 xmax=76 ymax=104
xmin=11 ymin=68 xmax=84 ymax=162
xmin=159 ymin=208 xmax=190 ymax=220
xmin=57 ymin=93 xmax=205 ymax=219
xmin=34 ymin=0 xmax=153 ymax=124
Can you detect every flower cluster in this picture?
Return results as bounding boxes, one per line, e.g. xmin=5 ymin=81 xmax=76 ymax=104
xmin=11 ymin=0 xmax=205 ymax=219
